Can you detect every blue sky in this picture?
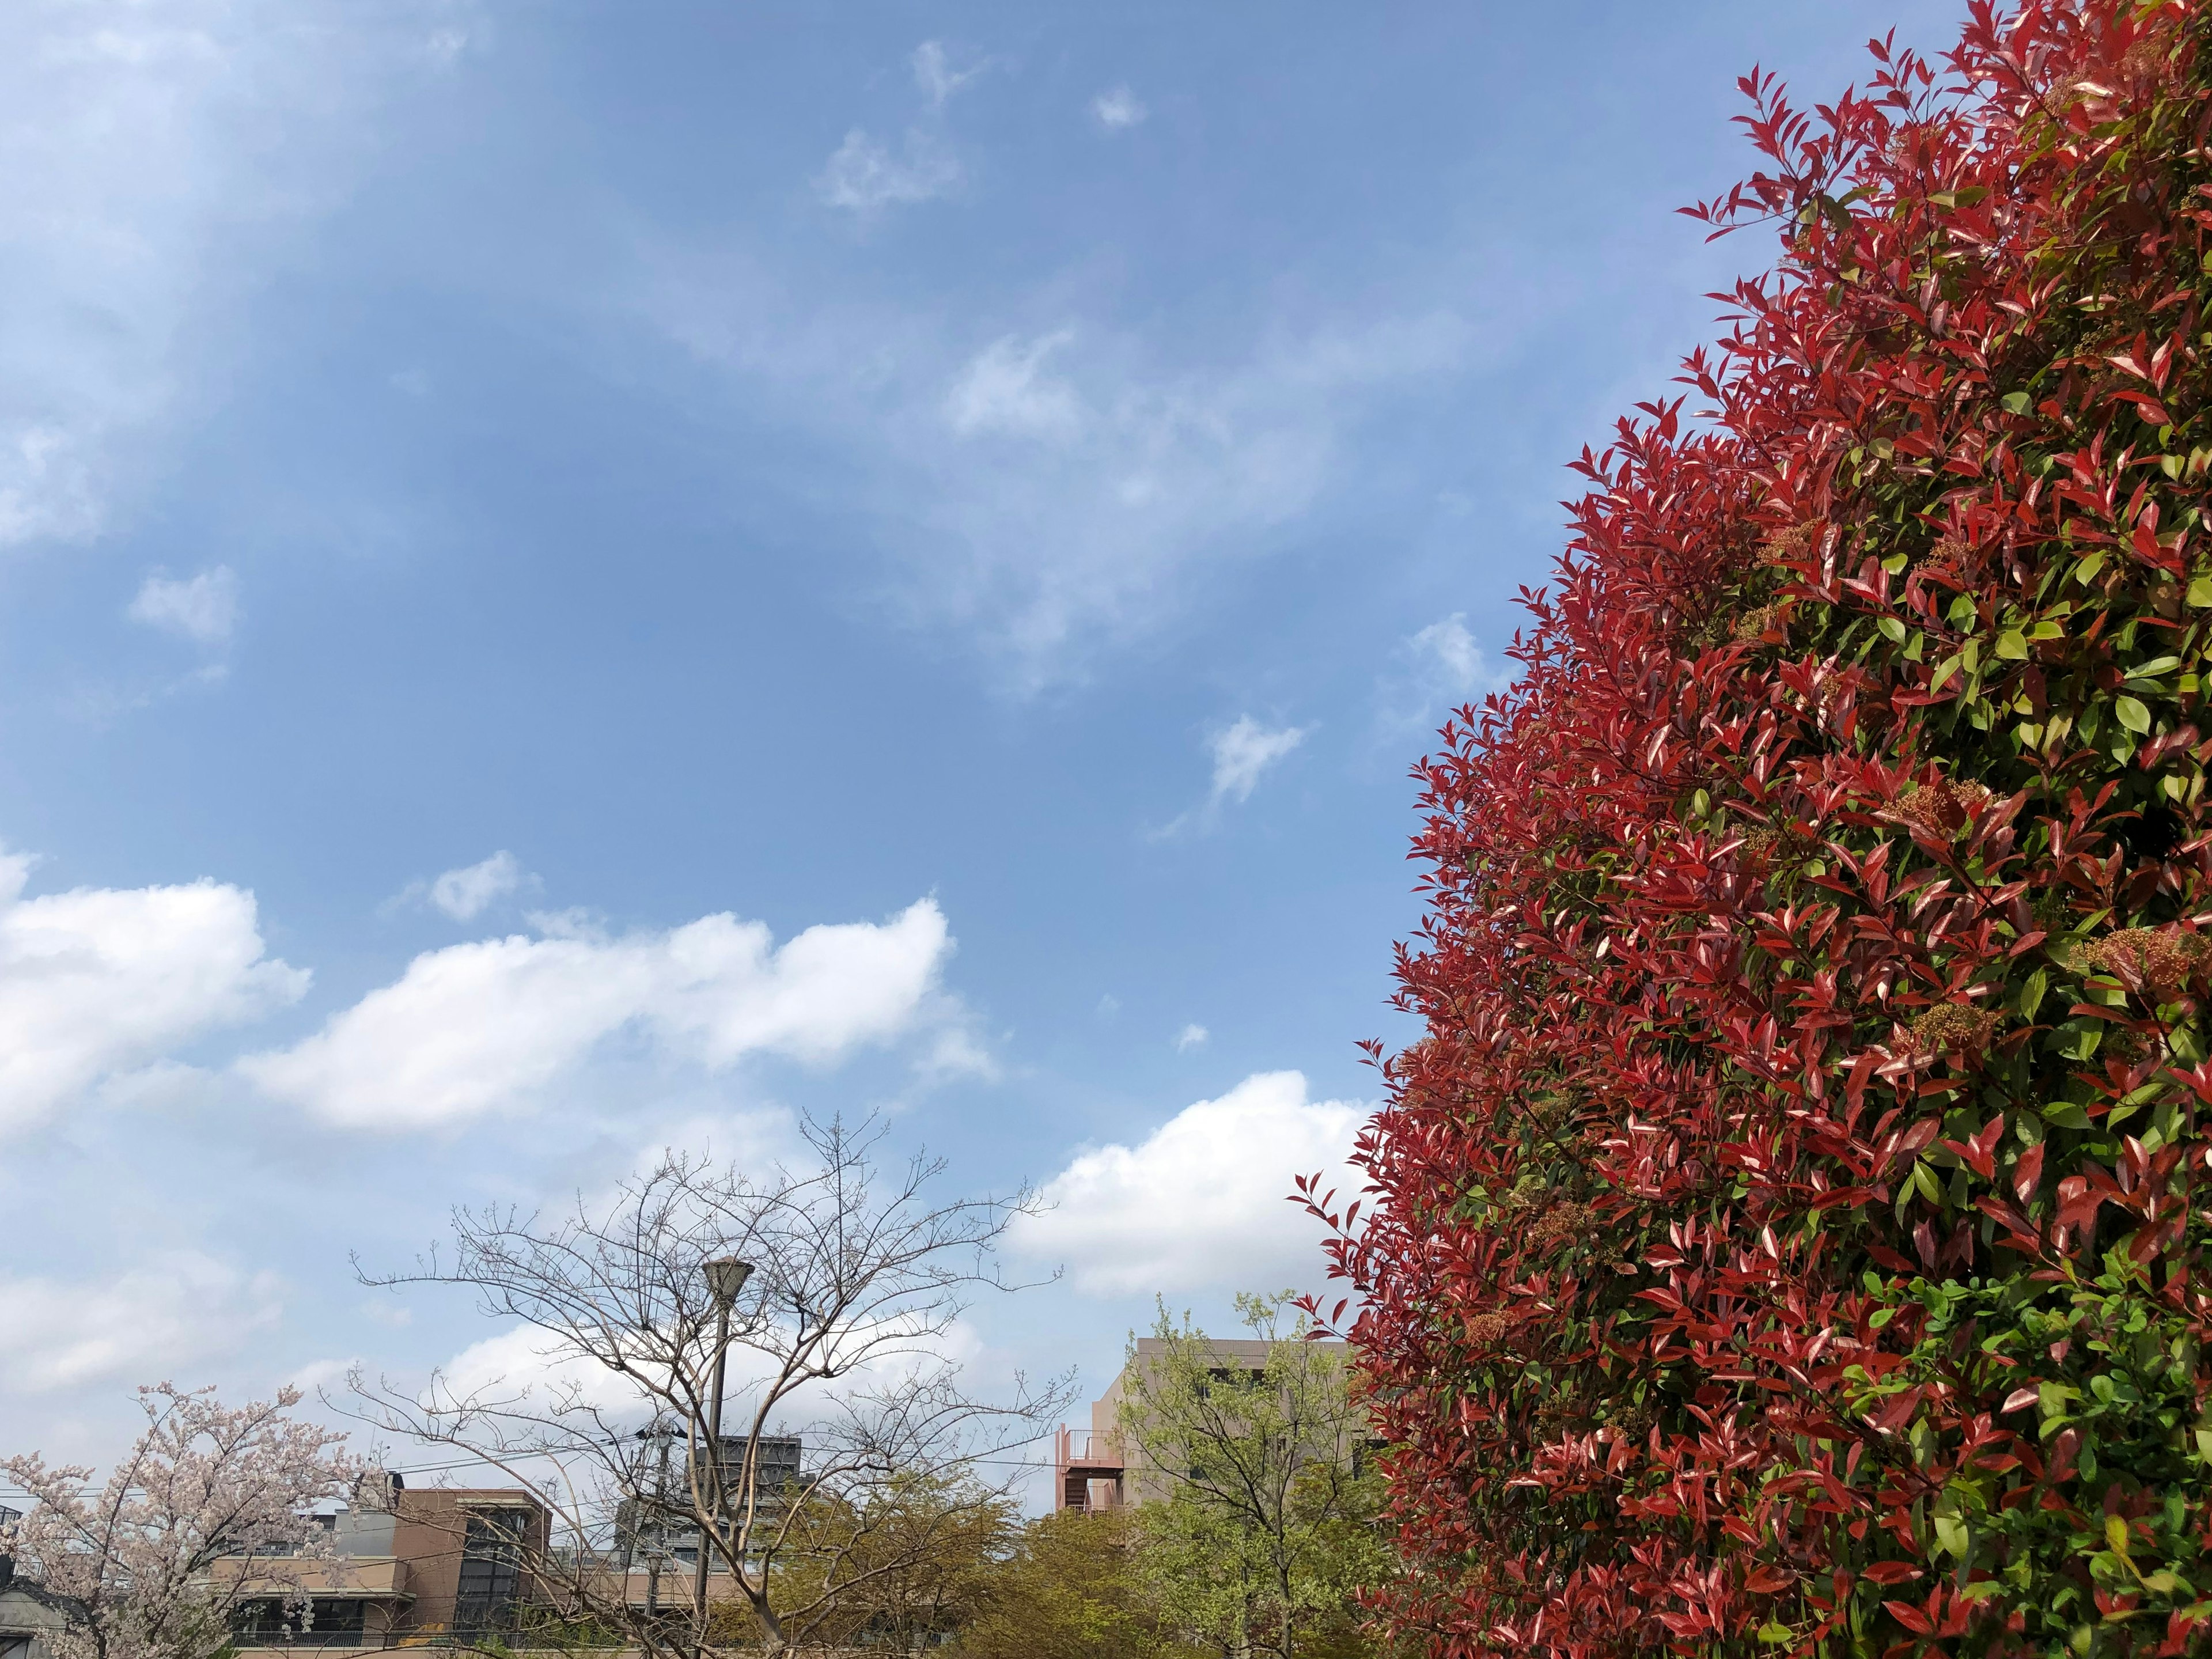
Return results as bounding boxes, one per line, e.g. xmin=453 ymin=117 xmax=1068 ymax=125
xmin=0 ymin=0 xmax=1959 ymax=1493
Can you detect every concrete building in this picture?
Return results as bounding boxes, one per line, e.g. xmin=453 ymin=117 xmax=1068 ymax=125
xmin=221 ymin=1480 xmax=552 ymax=1648
xmin=616 ymin=1433 xmax=803 ymax=1573
xmin=0 ymin=1479 xmax=552 ymax=1656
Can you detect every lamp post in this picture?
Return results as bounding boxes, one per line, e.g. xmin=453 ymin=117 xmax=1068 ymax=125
xmin=692 ymin=1256 xmax=753 ymax=1659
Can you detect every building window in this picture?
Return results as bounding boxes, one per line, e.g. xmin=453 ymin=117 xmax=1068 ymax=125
xmin=453 ymin=1508 xmax=532 ymax=1634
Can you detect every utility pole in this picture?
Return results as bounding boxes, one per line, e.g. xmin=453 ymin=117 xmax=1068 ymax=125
xmin=634 ymin=1421 xmax=680 ymax=1622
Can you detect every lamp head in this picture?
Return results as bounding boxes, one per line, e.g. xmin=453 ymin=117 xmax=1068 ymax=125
xmin=702 ymin=1256 xmax=755 ymax=1311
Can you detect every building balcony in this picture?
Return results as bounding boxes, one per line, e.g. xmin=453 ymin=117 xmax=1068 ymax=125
xmin=1052 ymin=1427 xmax=1124 ymax=1512
xmin=209 ymin=1556 xmax=413 ymax=1601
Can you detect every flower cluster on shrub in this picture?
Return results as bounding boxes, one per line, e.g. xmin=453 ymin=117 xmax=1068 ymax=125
xmin=1305 ymin=5 xmax=2212 ymax=1654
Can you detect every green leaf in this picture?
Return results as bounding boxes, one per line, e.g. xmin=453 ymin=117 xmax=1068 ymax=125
xmin=1996 ymin=628 xmax=2029 ymax=660
xmin=2128 ymin=656 xmax=2181 ymax=679
xmin=2019 ymin=967 xmax=2048 ymax=1021
xmin=1757 ymin=1623 xmax=1794 ymax=1645
xmin=1931 ymin=653 xmax=1964 ymax=691
xmin=2116 ymin=694 xmax=2153 ymax=734
xmin=2190 ymin=575 xmax=2212 ymax=608
xmin=2002 ymin=390 xmax=2033 ymax=414
xmin=1934 ymin=1511 xmax=1971 ymax=1558
xmin=1878 ymin=615 xmax=1907 ymax=644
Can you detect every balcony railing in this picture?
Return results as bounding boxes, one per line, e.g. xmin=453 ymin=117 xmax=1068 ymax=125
xmin=208 ymin=1557 xmax=412 ymax=1600
xmin=1052 ymin=1427 xmax=1125 ymax=1513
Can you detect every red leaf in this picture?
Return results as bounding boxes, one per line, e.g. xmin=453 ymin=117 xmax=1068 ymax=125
xmin=2013 ymin=1142 xmax=2045 ymax=1204
xmin=1884 ymin=1601 xmax=1934 ymax=1635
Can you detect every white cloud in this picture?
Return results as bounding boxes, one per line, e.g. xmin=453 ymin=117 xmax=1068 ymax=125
xmin=1208 ymin=715 xmax=1308 ymax=806
xmin=911 ymin=41 xmax=986 ymax=108
xmin=1151 ymin=715 xmax=1312 ymax=839
xmin=286 ymin=1355 xmax=360 ymax=1393
xmin=816 ymin=128 xmax=962 ymax=212
xmin=814 ymin=39 xmax=984 ymax=215
xmin=0 ymin=1252 xmax=283 ymax=1393
xmin=0 ymin=2 xmax=470 ymax=550
xmin=428 ymin=850 xmax=527 ymax=921
xmin=0 ymin=850 xmax=307 ymax=1130
xmin=1014 ymin=1071 xmax=1363 ymax=1296
xmin=1378 ymin=612 xmax=1514 ymax=737
xmin=642 ymin=259 xmax=1476 ymax=684
xmin=1173 ymin=1022 xmax=1207 ymax=1052
xmin=1092 ymin=86 xmax=1146 ymax=130
xmin=1410 ymin=613 xmax=1484 ymax=691
xmin=358 ymin=1296 xmax=413 ymax=1330
xmin=127 ymin=565 xmax=238 ymax=645
xmin=436 ymin=1324 xmax=643 ymax=1415
xmin=892 ymin=315 xmax=1474 ymax=676
xmin=237 ymin=899 xmax=963 ymax=1130
xmin=945 ymin=332 xmax=1081 ymax=439
xmin=422 ymin=26 xmax=471 ymax=71
xmin=428 ymin=1299 xmax=985 ymax=1427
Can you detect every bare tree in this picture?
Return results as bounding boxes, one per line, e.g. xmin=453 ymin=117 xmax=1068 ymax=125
xmin=347 ymin=1116 xmax=1069 ymax=1657
xmin=0 ymin=1384 xmax=355 ymax=1659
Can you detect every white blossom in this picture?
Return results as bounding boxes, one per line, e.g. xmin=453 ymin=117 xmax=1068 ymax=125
xmin=1 ymin=1383 xmax=355 ymax=1659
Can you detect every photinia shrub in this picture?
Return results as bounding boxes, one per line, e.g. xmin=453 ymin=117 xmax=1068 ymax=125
xmin=1303 ymin=5 xmax=2212 ymax=1655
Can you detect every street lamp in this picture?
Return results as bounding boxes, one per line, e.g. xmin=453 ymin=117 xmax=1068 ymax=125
xmin=692 ymin=1257 xmax=753 ymax=1658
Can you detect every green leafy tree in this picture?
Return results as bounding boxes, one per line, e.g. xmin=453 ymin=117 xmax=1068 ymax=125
xmin=1118 ymin=1294 xmax=1391 ymax=1659
xmin=953 ymin=1508 xmax=1168 ymax=1659
xmin=761 ymin=1471 xmax=1014 ymax=1652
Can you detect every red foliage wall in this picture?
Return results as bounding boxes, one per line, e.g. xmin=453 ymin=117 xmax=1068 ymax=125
xmin=1306 ymin=5 xmax=2212 ymax=1655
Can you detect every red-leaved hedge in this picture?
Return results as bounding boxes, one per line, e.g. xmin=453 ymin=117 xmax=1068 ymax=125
xmin=1306 ymin=5 xmax=2212 ymax=1655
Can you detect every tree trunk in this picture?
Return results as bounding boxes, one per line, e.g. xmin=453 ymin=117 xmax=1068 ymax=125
xmin=744 ymin=1586 xmax=787 ymax=1656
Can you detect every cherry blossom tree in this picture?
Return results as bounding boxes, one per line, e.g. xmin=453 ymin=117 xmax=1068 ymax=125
xmin=1 ymin=1384 xmax=355 ymax=1659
